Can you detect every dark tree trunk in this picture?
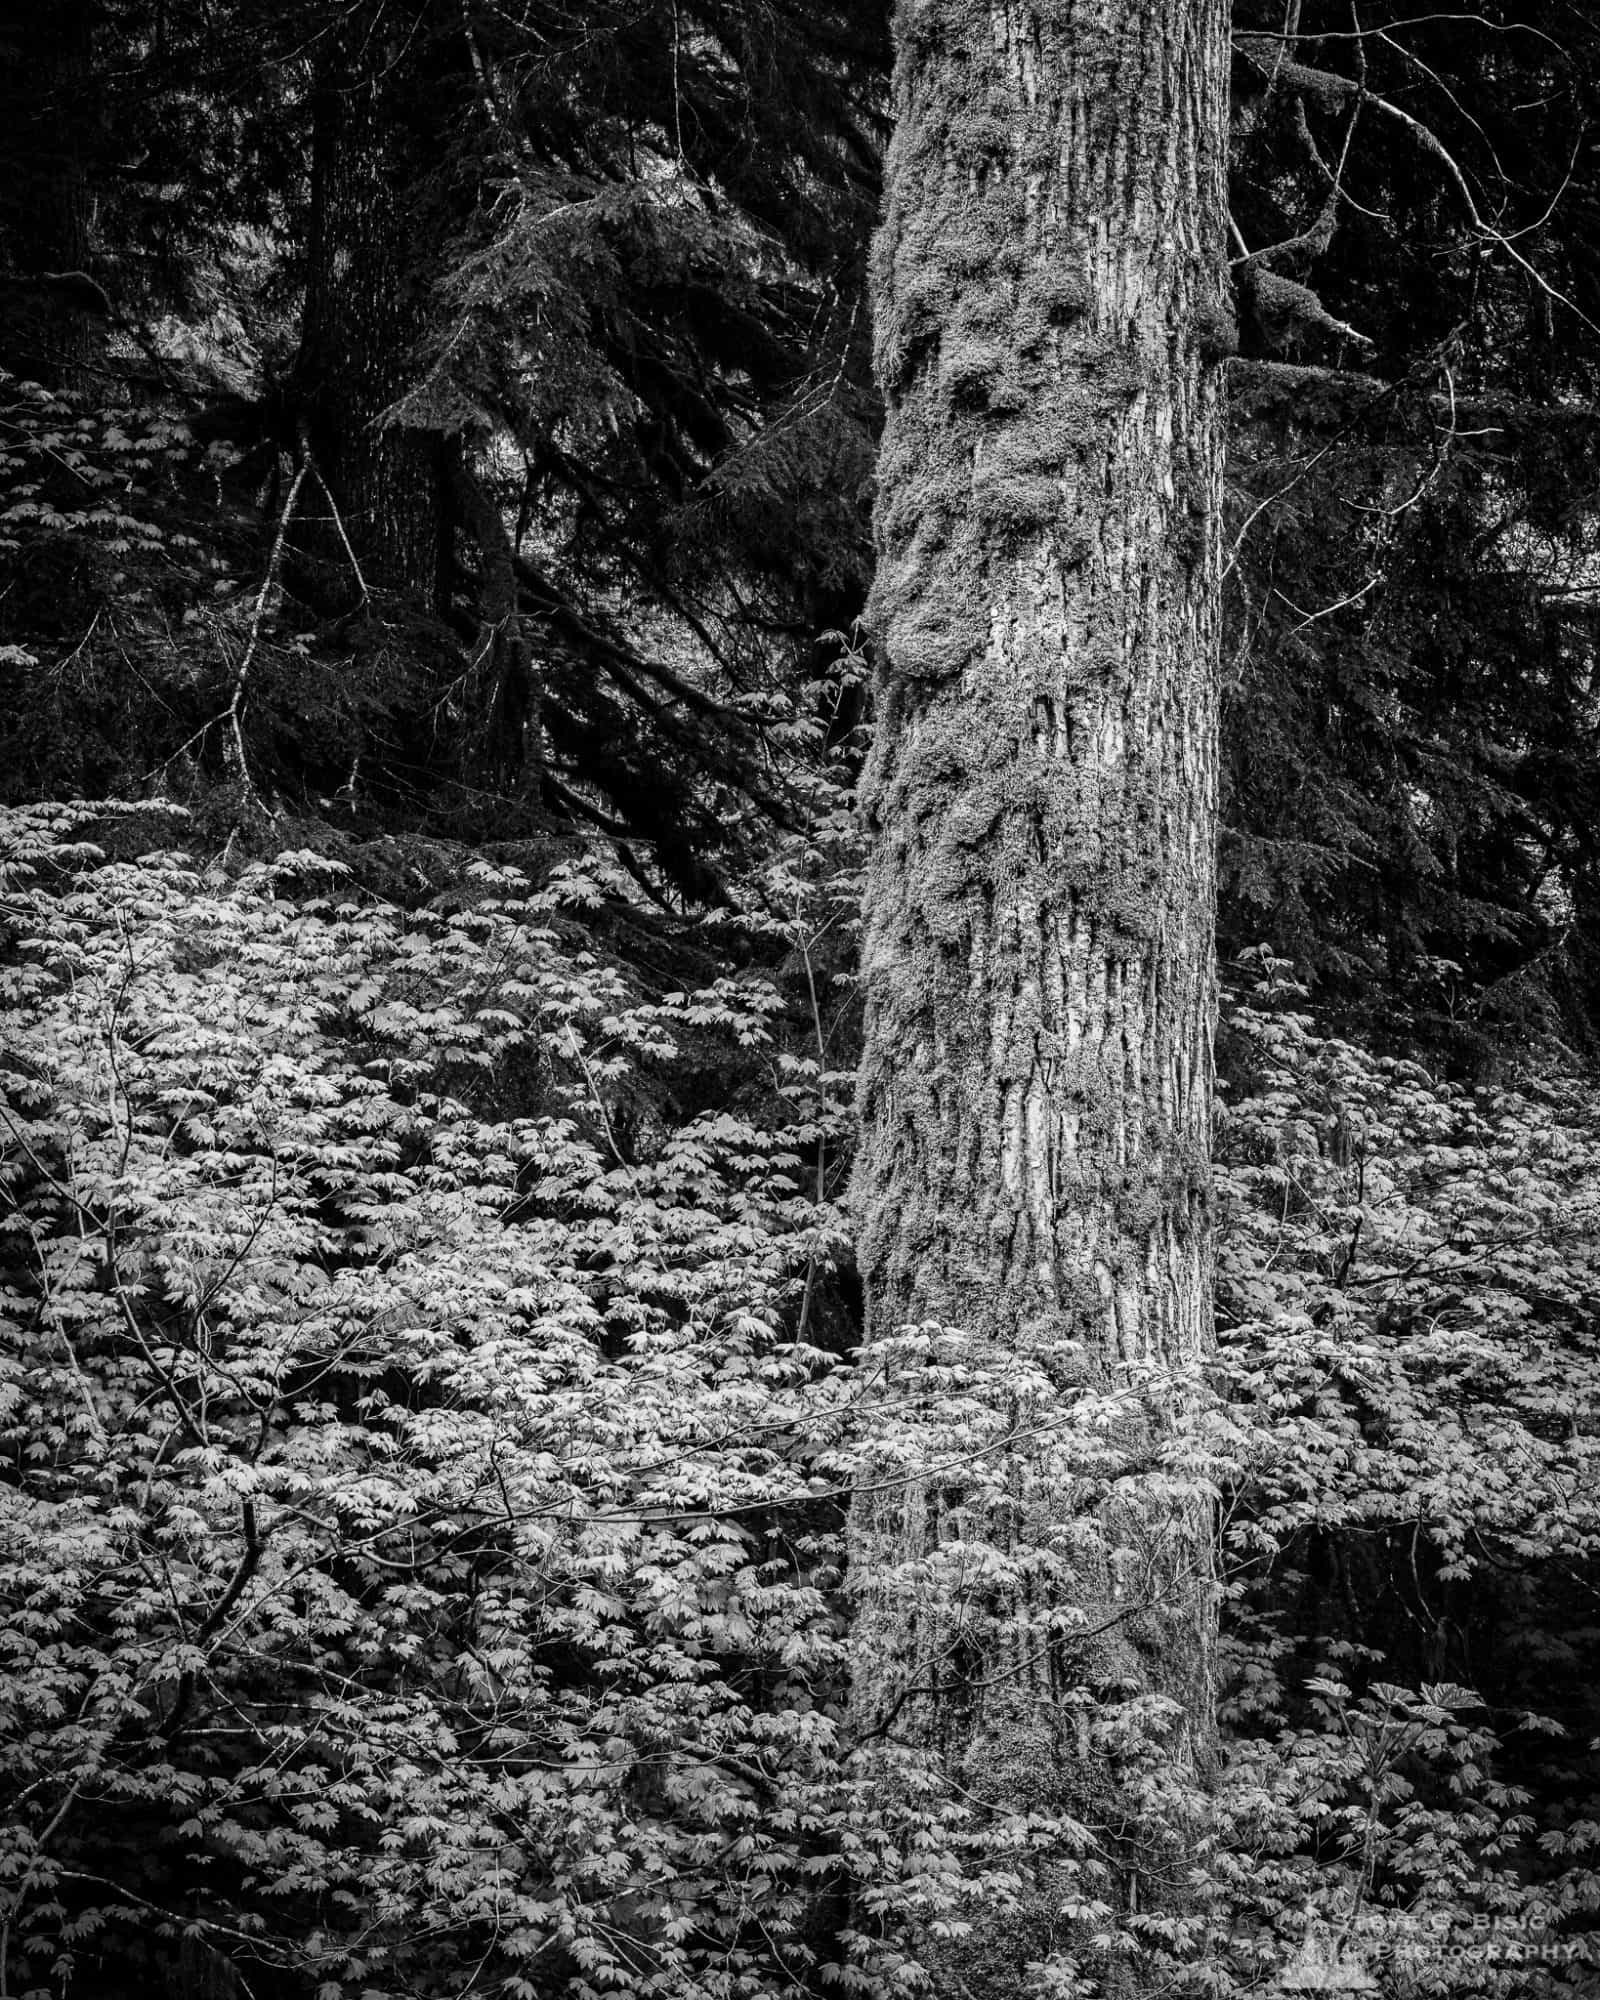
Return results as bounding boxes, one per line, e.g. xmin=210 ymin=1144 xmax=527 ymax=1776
xmin=294 ymin=8 xmax=453 ymax=609
xmin=849 ymin=0 xmax=1231 ymax=1990
xmin=0 ymin=0 xmax=104 ymax=389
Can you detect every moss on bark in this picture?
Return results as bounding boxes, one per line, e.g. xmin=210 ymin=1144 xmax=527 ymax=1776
xmin=850 ymin=0 xmax=1231 ymax=1989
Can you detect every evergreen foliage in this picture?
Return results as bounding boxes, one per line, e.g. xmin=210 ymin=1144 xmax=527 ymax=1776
xmin=1224 ymin=2 xmax=1600 ymax=1053
xmin=0 ymin=0 xmax=888 ymax=897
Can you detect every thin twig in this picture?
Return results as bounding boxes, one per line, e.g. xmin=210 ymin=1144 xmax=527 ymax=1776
xmin=304 ymin=442 xmax=370 ymax=606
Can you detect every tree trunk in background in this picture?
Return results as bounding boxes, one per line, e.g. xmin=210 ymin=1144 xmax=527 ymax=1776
xmin=295 ymin=8 xmax=452 ymax=610
xmin=0 ymin=0 xmax=103 ymax=389
xmin=850 ymin=0 xmax=1230 ymax=1989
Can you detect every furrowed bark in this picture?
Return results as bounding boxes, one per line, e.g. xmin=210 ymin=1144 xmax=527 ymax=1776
xmin=849 ymin=1 xmax=1230 ymax=1990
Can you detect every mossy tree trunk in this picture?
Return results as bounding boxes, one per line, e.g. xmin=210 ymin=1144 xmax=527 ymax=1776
xmin=849 ymin=0 xmax=1230 ymax=1990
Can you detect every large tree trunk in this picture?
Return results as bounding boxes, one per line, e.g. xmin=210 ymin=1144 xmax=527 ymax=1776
xmin=294 ymin=9 xmax=453 ymax=609
xmin=850 ymin=0 xmax=1230 ymax=1989
xmin=0 ymin=0 xmax=104 ymax=389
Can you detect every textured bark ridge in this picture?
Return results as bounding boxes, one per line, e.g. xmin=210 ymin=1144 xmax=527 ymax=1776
xmin=850 ymin=0 xmax=1229 ymax=1988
